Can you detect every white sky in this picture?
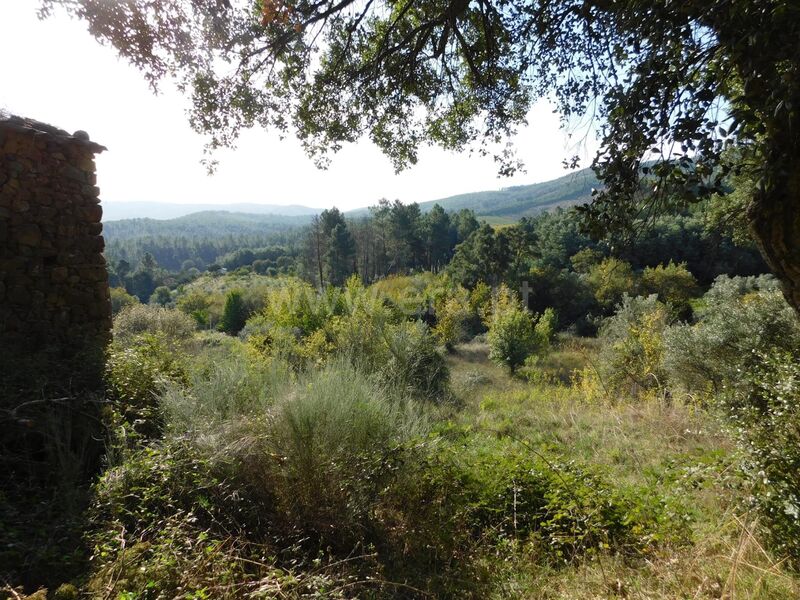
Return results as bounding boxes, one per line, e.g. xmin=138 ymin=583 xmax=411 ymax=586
xmin=1 ymin=1 xmax=596 ymax=211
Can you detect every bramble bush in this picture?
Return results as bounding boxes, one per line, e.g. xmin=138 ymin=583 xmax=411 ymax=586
xmin=105 ymin=334 xmax=189 ymax=439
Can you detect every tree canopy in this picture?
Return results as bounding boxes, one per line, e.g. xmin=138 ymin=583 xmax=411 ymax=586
xmin=40 ymin=0 xmax=800 ymax=310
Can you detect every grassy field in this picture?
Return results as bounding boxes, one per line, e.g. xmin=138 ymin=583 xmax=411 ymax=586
xmin=441 ymin=338 xmax=799 ymax=599
xmin=4 ymin=325 xmax=798 ymax=599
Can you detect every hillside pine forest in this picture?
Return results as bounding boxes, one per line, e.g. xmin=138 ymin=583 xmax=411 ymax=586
xmin=5 ymin=0 xmax=800 ymax=599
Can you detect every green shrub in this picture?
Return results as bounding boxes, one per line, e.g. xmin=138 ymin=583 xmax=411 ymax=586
xmin=329 ymin=298 xmax=450 ymax=401
xmin=260 ymin=279 xmax=345 ymax=335
xmin=148 ymin=285 xmax=173 ymax=306
xmin=433 ymin=289 xmax=472 ymax=350
xmin=384 ymin=433 xmax=681 ymax=567
xmin=109 ymin=286 xmax=139 ymax=316
xmin=663 ymin=278 xmax=800 ymax=395
xmin=526 ymin=266 xmax=597 ymax=332
xmin=220 ymin=289 xmax=248 ymax=334
xmin=487 ymin=285 xmax=551 ymax=373
xmin=726 ymin=351 xmax=800 ymax=568
xmin=105 ymin=334 xmax=188 ymax=438
xmin=640 ymin=261 xmax=699 ymax=318
xmin=113 ymin=304 xmax=196 ymax=344
xmin=161 ymin=351 xmax=290 ymax=433
xmin=594 ymin=294 xmax=671 ymax=399
xmin=585 ymin=257 xmax=637 ymax=311
xmin=259 ymin=362 xmax=424 ymax=544
xmin=176 ymin=289 xmax=212 ymax=328
xmin=382 ymin=320 xmax=450 ymax=401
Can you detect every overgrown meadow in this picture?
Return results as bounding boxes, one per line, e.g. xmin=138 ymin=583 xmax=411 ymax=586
xmin=5 ymin=264 xmax=800 ymax=598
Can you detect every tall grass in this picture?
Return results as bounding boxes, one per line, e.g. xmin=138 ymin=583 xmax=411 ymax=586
xmin=161 ymin=348 xmax=291 ymax=433
xmin=113 ymin=304 xmax=196 ymax=343
xmin=218 ymin=360 xmax=425 ymax=545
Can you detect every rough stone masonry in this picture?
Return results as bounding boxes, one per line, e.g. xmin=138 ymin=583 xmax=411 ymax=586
xmin=0 ymin=114 xmax=111 ymax=389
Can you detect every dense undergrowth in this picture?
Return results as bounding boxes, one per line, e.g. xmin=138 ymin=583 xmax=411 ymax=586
xmin=4 ymin=272 xmax=800 ymax=599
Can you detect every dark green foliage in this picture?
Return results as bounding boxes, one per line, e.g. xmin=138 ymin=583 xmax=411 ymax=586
xmin=423 ymin=204 xmax=457 ymax=269
xmin=220 ymin=290 xmax=248 ymax=335
xmin=325 ymin=223 xmax=356 ymax=286
xmin=381 ymin=321 xmax=450 ymax=401
xmin=618 ymin=211 xmax=766 ymax=285
xmin=526 ymin=266 xmax=597 ymax=333
xmin=448 ymin=223 xmax=508 ymax=288
xmin=104 ymin=213 xmax=303 ymax=274
xmin=148 ymin=285 xmax=172 ymax=306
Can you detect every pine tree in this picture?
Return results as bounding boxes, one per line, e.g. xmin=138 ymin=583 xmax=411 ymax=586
xmin=220 ymin=290 xmax=247 ymax=335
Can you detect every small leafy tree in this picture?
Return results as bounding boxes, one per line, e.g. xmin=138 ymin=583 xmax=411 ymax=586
xmin=176 ymin=290 xmax=212 ymax=328
xmin=110 ymin=286 xmax=139 ymax=316
xmin=585 ymin=258 xmax=637 ymax=312
xmin=640 ymin=261 xmax=698 ymax=318
xmin=433 ymin=289 xmax=472 ymax=351
xmin=487 ymin=285 xmax=538 ymax=373
xmin=149 ymin=286 xmax=172 ymax=306
xmin=592 ymin=295 xmax=672 ymax=400
xmin=220 ymin=290 xmax=247 ymax=335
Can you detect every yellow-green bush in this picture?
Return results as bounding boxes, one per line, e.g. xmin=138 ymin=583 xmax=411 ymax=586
xmin=486 ymin=285 xmax=554 ymax=373
xmin=584 ymin=294 xmax=671 ymax=401
xmin=585 ymin=257 xmax=637 ymax=311
xmin=640 ymin=261 xmax=699 ymax=318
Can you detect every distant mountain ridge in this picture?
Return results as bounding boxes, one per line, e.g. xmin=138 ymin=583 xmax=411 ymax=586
xmin=102 ymin=167 xmax=599 ymax=226
xmin=102 ymin=201 xmax=320 ymax=221
xmin=103 ymin=210 xmax=313 ymax=241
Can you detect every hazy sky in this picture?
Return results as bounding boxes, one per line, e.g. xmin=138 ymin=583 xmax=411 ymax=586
xmin=1 ymin=1 xmax=597 ymax=211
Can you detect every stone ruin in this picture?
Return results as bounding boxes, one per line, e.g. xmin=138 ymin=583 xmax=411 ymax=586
xmin=0 ymin=114 xmax=111 ymax=391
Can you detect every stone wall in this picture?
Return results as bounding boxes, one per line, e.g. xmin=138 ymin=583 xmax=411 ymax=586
xmin=0 ymin=114 xmax=111 ymax=390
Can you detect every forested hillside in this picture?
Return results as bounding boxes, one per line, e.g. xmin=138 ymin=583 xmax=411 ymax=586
xmin=101 ymin=169 xmax=597 ymax=269
xmin=102 ymin=201 xmax=319 ymax=221
xmin=417 ymin=167 xmax=599 ymax=218
xmin=101 ymin=169 xmax=599 ymax=273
